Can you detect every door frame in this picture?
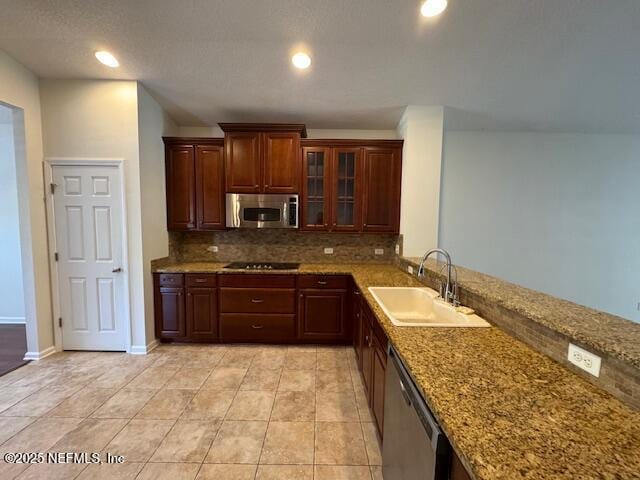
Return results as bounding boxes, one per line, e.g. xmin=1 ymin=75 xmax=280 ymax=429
xmin=44 ymin=157 xmax=132 ymax=353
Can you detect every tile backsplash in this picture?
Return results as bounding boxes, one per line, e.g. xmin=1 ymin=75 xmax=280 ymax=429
xmin=169 ymin=230 xmax=399 ymax=263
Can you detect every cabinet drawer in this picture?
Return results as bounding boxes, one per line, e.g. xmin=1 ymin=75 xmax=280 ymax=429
xmin=158 ymin=273 xmax=184 ymax=287
xmin=185 ymin=274 xmax=217 ymax=287
xmin=218 ymin=274 xmax=296 ymax=288
xmin=220 ymin=314 xmax=295 ymax=342
xmin=219 ymin=288 xmax=295 ymax=313
xmin=298 ymin=275 xmax=349 ymax=290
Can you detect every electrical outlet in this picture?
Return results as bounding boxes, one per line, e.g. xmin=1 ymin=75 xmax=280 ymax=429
xmin=374 ymin=248 xmax=384 ymax=256
xmin=395 ymin=244 xmax=400 ymax=255
xmin=568 ymin=343 xmax=601 ymax=377
xmin=407 ymin=265 xmax=414 ymax=275
xmin=324 ymin=247 xmax=334 ymax=255
xmin=207 ymin=245 xmax=219 ymax=253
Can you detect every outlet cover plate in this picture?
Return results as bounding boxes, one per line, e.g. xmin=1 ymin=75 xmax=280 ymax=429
xmin=324 ymin=247 xmax=334 ymax=255
xmin=568 ymin=343 xmax=601 ymax=377
xmin=374 ymin=248 xmax=384 ymax=255
xmin=407 ymin=265 xmax=414 ymax=275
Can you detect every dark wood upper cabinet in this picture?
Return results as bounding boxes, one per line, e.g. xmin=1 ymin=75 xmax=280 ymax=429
xmin=220 ymin=123 xmax=306 ymax=194
xmin=165 ymin=144 xmax=196 ymax=230
xmin=301 ymin=147 xmax=331 ymax=230
xmin=331 ymin=147 xmax=362 ymax=232
xmin=362 ymin=147 xmax=402 ymax=232
xmin=195 ymin=145 xmax=225 ymax=229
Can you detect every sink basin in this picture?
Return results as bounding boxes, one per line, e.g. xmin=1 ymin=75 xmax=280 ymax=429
xmin=368 ymin=287 xmax=491 ymax=328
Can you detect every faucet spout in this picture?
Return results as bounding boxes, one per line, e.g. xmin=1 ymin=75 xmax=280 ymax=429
xmin=417 ymin=248 xmax=455 ymax=304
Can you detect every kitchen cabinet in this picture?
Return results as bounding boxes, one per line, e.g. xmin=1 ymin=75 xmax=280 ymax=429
xmin=372 ymin=333 xmax=387 ymax=435
xmin=164 ymin=138 xmax=225 ymax=231
xmin=352 ymin=286 xmax=363 ymax=368
xmin=450 ymin=452 xmax=473 ymax=480
xmin=300 ymin=140 xmax=403 ymax=233
xmin=185 ymin=274 xmax=218 ymax=340
xmin=154 ymin=274 xmax=186 ymax=338
xmin=297 ymin=275 xmax=349 ymax=343
xmin=220 ymin=123 xmax=306 ymax=194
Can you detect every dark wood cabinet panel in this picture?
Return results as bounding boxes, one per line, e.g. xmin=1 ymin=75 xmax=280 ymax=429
xmin=186 ymin=287 xmax=218 ymax=340
xmin=451 ymin=451 xmax=473 ymax=480
xmin=301 ymin=147 xmax=331 ymax=230
xmin=298 ymin=289 xmax=348 ymax=342
xmin=165 ymin=144 xmax=196 ymax=230
xmin=224 ymin=132 xmax=261 ymax=193
xmin=219 ymin=274 xmax=296 ymax=288
xmin=361 ymin=310 xmax=373 ymax=396
xmin=220 ymin=313 xmax=295 ymax=343
xmin=219 ymin=288 xmax=296 ymax=314
xmin=155 ymin=285 xmax=186 ymax=338
xmin=263 ymin=132 xmax=300 ymax=193
xmin=352 ymin=288 xmax=363 ymax=368
xmin=372 ymin=336 xmax=386 ymax=436
xmin=298 ymin=275 xmax=349 ymax=290
xmin=195 ymin=145 xmax=225 ymax=230
xmin=331 ymin=147 xmax=362 ymax=232
xmin=362 ymin=147 xmax=402 ymax=232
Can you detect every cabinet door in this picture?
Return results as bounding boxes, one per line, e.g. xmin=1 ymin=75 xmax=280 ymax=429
xmin=156 ymin=286 xmax=186 ymax=338
xmin=195 ymin=145 xmax=225 ymax=230
xmin=362 ymin=147 xmax=402 ymax=233
xmin=225 ymin=132 xmax=261 ymax=193
xmin=361 ymin=312 xmax=373 ymax=396
xmin=372 ymin=339 xmax=386 ymax=436
xmin=186 ymin=287 xmax=218 ymax=340
xmin=352 ymin=289 xmax=362 ymax=366
xmin=301 ymin=147 xmax=331 ymax=231
xmin=331 ymin=148 xmax=362 ymax=231
xmin=263 ymin=132 xmax=300 ymax=193
xmin=165 ymin=144 xmax=196 ymax=230
xmin=298 ymin=289 xmax=347 ymax=342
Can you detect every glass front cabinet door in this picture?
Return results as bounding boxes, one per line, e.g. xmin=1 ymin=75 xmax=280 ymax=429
xmin=302 ymin=147 xmax=331 ymax=230
xmin=331 ymin=148 xmax=361 ymax=231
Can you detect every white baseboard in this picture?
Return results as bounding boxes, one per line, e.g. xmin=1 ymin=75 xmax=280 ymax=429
xmin=129 ymin=338 xmax=159 ymax=355
xmin=0 ymin=316 xmax=26 ymax=324
xmin=23 ymin=346 xmax=57 ymax=361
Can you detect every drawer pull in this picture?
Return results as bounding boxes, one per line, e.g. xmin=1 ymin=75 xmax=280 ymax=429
xmin=251 ymin=324 xmax=264 ymax=329
xmin=317 ymin=281 xmax=328 ymax=285
xmin=251 ymin=299 xmax=265 ymax=303
xmin=194 ymin=278 xmax=207 ymax=283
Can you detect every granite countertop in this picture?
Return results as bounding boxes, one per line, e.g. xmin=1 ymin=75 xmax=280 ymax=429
xmin=152 ymin=259 xmax=640 ymax=480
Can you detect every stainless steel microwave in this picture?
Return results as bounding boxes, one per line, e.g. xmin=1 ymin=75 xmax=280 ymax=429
xmin=225 ymin=193 xmax=299 ymax=229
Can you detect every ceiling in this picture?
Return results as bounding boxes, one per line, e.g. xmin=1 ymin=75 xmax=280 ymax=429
xmin=1 ymin=0 xmax=639 ymax=132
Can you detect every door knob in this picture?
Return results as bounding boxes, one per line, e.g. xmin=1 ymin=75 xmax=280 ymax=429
xmin=112 ymin=267 xmax=123 ymax=273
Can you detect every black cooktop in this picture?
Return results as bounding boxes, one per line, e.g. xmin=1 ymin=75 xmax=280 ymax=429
xmin=224 ymin=262 xmax=300 ymax=271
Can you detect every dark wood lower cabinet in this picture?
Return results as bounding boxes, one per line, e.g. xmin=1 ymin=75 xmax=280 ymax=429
xmin=372 ymin=334 xmax=386 ymax=435
xmin=298 ymin=289 xmax=347 ymax=342
xmin=186 ymin=287 xmax=217 ymax=340
xmin=156 ymin=286 xmax=186 ymax=338
xmin=220 ymin=314 xmax=295 ymax=343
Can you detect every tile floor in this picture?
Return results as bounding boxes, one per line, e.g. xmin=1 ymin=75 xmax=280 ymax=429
xmin=0 ymin=344 xmax=384 ymax=479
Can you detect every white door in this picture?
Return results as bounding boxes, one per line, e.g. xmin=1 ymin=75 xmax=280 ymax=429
xmin=51 ymin=164 xmax=127 ymax=351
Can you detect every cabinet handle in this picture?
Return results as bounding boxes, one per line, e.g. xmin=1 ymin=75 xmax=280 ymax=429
xmin=317 ymin=281 xmax=328 ymax=285
xmin=251 ymin=299 xmax=264 ymax=303
xmin=194 ymin=279 xmax=207 ymax=283
xmin=251 ymin=324 xmax=264 ymax=329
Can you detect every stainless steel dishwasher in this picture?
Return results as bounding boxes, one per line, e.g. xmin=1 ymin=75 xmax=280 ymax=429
xmin=383 ymin=346 xmax=450 ymax=480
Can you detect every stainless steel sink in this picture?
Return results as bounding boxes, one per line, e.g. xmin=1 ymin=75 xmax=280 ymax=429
xmin=368 ymin=287 xmax=491 ymax=327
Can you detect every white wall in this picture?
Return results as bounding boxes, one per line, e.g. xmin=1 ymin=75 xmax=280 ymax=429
xmin=440 ymin=131 xmax=640 ymax=322
xmin=39 ymin=80 xmax=149 ymax=349
xmin=0 ymin=108 xmax=25 ymax=323
xmin=397 ymin=106 xmax=444 ymax=257
xmin=137 ymin=85 xmax=178 ymax=345
xmin=0 ymin=50 xmax=53 ymax=357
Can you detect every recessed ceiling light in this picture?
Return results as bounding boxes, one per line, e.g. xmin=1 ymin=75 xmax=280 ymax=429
xmin=291 ymin=52 xmax=311 ymax=70
xmin=95 ymin=51 xmax=119 ymax=68
xmin=420 ymin=0 xmax=448 ymax=17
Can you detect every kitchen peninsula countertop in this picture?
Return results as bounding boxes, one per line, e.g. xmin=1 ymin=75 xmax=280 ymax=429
xmin=151 ymin=259 xmax=640 ymax=480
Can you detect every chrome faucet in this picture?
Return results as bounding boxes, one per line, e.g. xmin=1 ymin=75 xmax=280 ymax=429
xmin=417 ymin=248 xmax=459 ymax=305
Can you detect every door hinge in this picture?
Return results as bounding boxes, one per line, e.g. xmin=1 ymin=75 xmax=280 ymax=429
xmin=50 ymin=183 xmax=57 ymax=194
xmin=58 ymin=317 xmax=62 ymax=328
xmin=54 ymin=252 xmax=59 ymax=262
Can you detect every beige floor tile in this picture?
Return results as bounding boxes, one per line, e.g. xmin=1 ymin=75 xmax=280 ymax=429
xmin=189 ymin=349 xmax=226 ymax=368
xmin=0 ymin=366 xmax=31 ymax=387
xmin=251 ymin=350 xmax=286 ymax=369
xmin=259 ymin=421 xmax=314 ymax=465
xmin=0 ymin=417 xmax=83 ymax=453
xmin=15 ymin=462 xmax=87 ymax=479
xmin=361 ymin=422 xmax=382 ymax=465
xmin=205 ymin=420 xmax=267 ymax=464
xmin=136 ymin=462 xmax=200 ymax=480
xmin=314 ymin=465 xmax=372 ymax=480
xmin=1 ymin=383 xmax=83 ymax=417
xmin=47 ymin=387 xmax=117 ymax=418
xmin=135 ymin=389 xmax=196 ymax=420
xmin=240 ymin=368 xmax=281 ymax=391
xmin=225 ymin=390 xmax=275 ymax=421
xmin=370 ymin=466 xmax=384 ymax=480
xmin=284 ymin=351 xmax=316 ymax=370
xmin=278 ymin=370 xmax=315 ymax=392
xmin=316 ymin=350 xmax=348 ymax=371
xmin=202 ymin=367 xmax=247 ymax=390
xmin=314 ymin=422 xmax=368 ymax=465
xmin=196 ymin=464 xmax=257 ymax=480
xmin=0 ymin=386 xmax=42 ymax=413
xmin=316 ymin=391 xmax=360 ymax=421
xmin=182 ymin=389 xmax=236 ymax=420
xmin=76 ymin=462 xmax=144 ymax=479
xmin=354 ymin=386 xmax=374 ymax=423
xmin=151 ymin=419 xmax=221 ymax=463
xmin=218 ymin=350 xmax=255 ymax=368
xmin=0 ymin=460 xmax=28 ymax=480
xmin=270 ymin=391 xmax=315 ymax=421
xmin=126 ymin=366 xmax=179 ymax=389
xmin=0 ymin=416 xmax=36 ymax=444
xmin=316 ymin=370 xmax=353 ymax=393
xmin=91 ymin=388 xmax=155 ymax=419
xmin=165 ymin=367 xmax=213 ymax=389
xmin=104 ymin=419 xmax=175 ymax=463
xmin=91 ymin=367 xmax=144 ymax=390
xmin=51 ymin=418 xmax=128 ymax=452
xmin=255 ymin=465 xmax=313 ymax=480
